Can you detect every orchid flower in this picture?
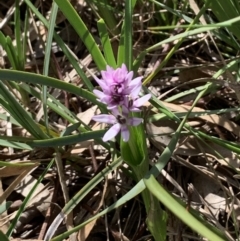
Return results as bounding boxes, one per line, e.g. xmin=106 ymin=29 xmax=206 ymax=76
xmin=92 ymin=107 xmax=142 ymax=142
xmin=123 ymin=94 xmax=151 ymax=112
xmin=93 ymin=64 xmax=142 ymax=109
xmin=92 ymin=64 xmax=151 ymax=142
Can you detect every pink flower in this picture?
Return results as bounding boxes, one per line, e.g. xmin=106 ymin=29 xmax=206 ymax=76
xmin=123 ymin=94 xmax=151 ymax=112
xmin=92 ymin=107 xmax=142 ymax=142
xmin=93 ymin=64 xmax=142 ymax=109
xmin=92 ymin=64 xmax=151 ymax=142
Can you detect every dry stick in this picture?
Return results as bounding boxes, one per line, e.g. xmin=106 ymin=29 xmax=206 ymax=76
xmin=93 ymin=174 xmax=108 ymax=215
xmin=27 ymin=10 xmax=41 ymax=75
xmin=0 ymin=0 xmax=23 ymax=29
xmin=89 ymin=143 xmax=98 ymax=172
xmin=55 ymin=151 xmax=76 ymax=241
xmin=38 ymin=180 xmax=59 ymax=240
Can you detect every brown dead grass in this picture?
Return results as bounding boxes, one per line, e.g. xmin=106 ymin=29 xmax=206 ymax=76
xmin=0 ymin=1 xmax=240 ymax=241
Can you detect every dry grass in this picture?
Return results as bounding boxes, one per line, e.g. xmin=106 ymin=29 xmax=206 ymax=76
xmin=0 ymin=1 xmax=240 ymax=241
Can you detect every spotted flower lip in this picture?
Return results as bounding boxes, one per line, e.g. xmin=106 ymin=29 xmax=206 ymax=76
xmin=92 ymin=107 xmax=142 ymax=142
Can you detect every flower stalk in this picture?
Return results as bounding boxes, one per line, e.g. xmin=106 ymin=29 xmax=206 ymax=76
xmin=92 ymin=64 xmax=166 ymax=241
xmin=92 ymin=64 xmax=151 ymax=142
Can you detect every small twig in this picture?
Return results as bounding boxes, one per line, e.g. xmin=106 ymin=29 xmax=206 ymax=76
xmin=89 ymin=143 xmax=98 ymax=172
xmin=0 ymin=1 xmax=24 ymax=30
xmin=55 ymin=151 xmax=75 ymax=241
xmin=38 ymin=180 xmax=59 ymax=240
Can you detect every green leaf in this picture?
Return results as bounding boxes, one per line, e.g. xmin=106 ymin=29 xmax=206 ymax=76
xmin=0 ymin=81 xmax=48 ymax=139
xmin=204 ymin=0 xmax=240 ymax=39
xmin=124 ymin=0 xmax=133 ymax=70
xmin=0 ymin=231 xmax=10 ymax=241
xmin=89 ymin=0 xmax=119 ymax=35
xmin=120 ymin=116 xmax=167 ymax=241
xmin=97 ymin=19 xmax=117 ymax=67
xmin=27 ymin=131 xmax=105 ymax=148
xmin=133 ymin=15 xmax=240 ymax=78
xmin=117 ymin=27 xmax=125 ymax=66
xmin=120 ymin=124 xmax=146 ymax=167
xmin=5 ymin=36 xmax=18 ymax=69
xmin=44 ymin=157 xmax=123 ymax=241
xmin=15 ymin=0 xmax=24 ymax=70
xmin=61 ymin=123 xmax=81 ymax=137
xmin=0 ymin=69 xmax=106 ymax=110
xmin=0 ymin=32 xmax=15 ymax=68
xmin=18 ymin=82 xmax=111 ymax=150
xmin=146 ymin=195 xmax=167 ymax=241
xmin=0 ymin=138 xmax=32 ymax=150
xmin=42 ymin=2 xmax=59 ymax=134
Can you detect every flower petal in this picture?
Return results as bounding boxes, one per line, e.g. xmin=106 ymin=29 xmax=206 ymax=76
xmin=120 ymin=63 xmax=128 ymax=73
xmin=101 ymin=66 xmax=115 ymax=83
xmin=101 ymin=95 xmax=112 ymax=104
xmin=125 ymin=71 xmax=134 ymax=85
xmin=92 ymin=114 xmax=117 ymax=124
xmin=122 ymin=105 xmax=130 ymax=116
xmin=127 ymin=117 xmax=142 ymax=126
xmin=93 ymin=89 xmax=105 ymax=99
xmin=94 ymin=77 xmax=108 ymax=91
xmin=128 ymin=106 xmax=141 ymax=112
xmin=127 ymin=77 xmax=142 ymax=97
xmin=107 ymin=104 xmax=119 ymax=110
xmin=121 ymin=125 xmax=130 ymax=142
xmin=133 ymin=94 xmax=151 ymax=107
xmin=93 ymin=90 xmax=112 ymax=105
xmin=128 ymin=76 xmax=142 ymax=87
xmin=106 ymin=65 xmax=114 ymax=72
xmin=111 ymin=107 xmax=121 ymax=117
xmin=103 ymin=123 xmax=121 ymax=142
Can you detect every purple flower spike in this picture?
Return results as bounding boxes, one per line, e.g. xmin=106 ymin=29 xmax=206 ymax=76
xmin=92 ymin=108 xmax=142 ymax=142
xmin=93 ymin=64 xmax=143 ymax=109
xmin=92 ymin=64 xmax=152 ymax=142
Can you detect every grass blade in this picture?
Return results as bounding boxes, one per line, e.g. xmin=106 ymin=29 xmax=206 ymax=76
xmin=0 ymin=81 xmax=48 ymax=139
xmin=0 ymin=69 xmax=106 ymax=110
xmin=124 ymin=0 xmax=133 ymax=70
xmin=42 ymin=2 xmax=59 ymax=134
xmin=97 ymin=19 xmax=116 ymax=67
